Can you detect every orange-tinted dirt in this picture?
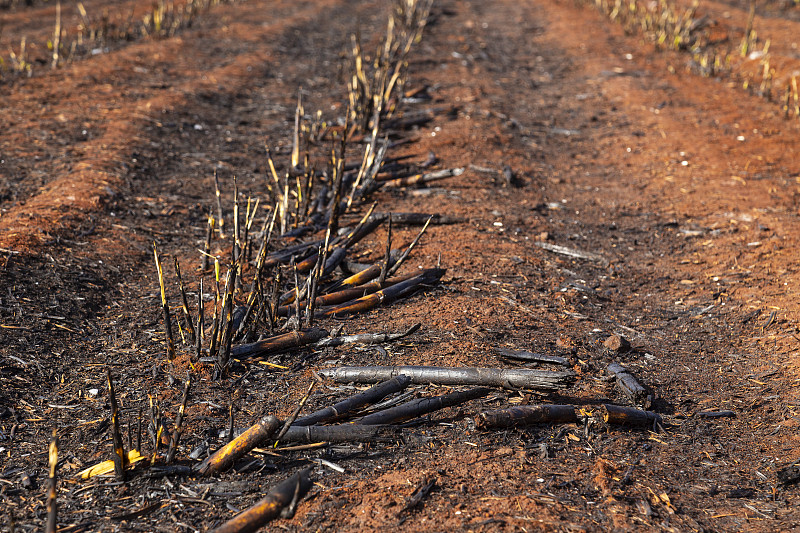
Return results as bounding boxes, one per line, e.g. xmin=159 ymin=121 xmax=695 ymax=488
xmin=2 ymin=0 xmax=800 ymax=531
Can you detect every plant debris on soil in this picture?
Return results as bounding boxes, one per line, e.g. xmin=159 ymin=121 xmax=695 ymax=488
xmin=3 ymin=0 xmax=800 ymax=531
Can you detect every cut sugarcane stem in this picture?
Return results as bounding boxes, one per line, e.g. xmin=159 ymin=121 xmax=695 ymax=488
xmin=165 ymin=373 xmax=192 ymax=464
xmin=214 ymin=169 xmax=225 ymax=239
xmin=600 ymin=404 xmax=662 ymax=428
xmin=320 ymin=364 xmax=575 ymax=391
xmin=293 ymin=375 xmax=412 ymax=426
xmin=45 ymin=429 xmax=58 ymax=533
xmin=195 ymin=415 xmax=280 ymax=476
xmin=174 ymin=257 xmax=195 ymax=344
xmin=280 ymin=424 xmax=401 ymax=443
xmin=495 ymin=347 xmax=569 ymax=366
xmin=379 ymin=214 xmax=392 ymax=284
xmin=292 ymin=92 xmax=303 ymax=169
xmin=209 ymin=468 xmax=312 ymax=533
xmin=195 ymin=278 xmax=204 ymax=361
xmin=382 ymin=167 xmax=464 ymax=188
xmin=312 ymin=323 xmax=420 ymax=349
xmin=202 ymin=213 xmax=215 ymax=271
xmin=317 ymin=268 xmax=444 ymax=318
xmin=153 ymin=243 xmax=176 ymax=360
xmin=356 ymin=387 xmax=491 ymax=425
xmin=106 ymin=368 xmax=126 ymax=481
xmin=477 ymin=404 xmax=577 ymax=429
xmin=230 ymin=328 xmax=329 ymax=359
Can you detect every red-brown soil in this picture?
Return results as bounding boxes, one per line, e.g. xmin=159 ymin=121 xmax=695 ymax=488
xmin=2 ymin=0 xmax=800 ymax=531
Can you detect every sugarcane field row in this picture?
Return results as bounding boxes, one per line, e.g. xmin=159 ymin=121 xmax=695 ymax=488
xmin=2 ymin=0 xmax=800 ymax=531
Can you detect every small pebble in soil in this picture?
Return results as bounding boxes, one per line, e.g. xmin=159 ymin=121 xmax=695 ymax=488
xmin=604 ymin=334 xmax=631 ymax=353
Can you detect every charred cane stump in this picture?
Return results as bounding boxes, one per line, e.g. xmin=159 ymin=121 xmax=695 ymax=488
xmin=477 ymin=404 xmax=577 ymax=429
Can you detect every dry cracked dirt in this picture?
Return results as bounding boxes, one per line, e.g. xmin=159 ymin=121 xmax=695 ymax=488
xmin=2 ymin=0 xmax=800 ymax=531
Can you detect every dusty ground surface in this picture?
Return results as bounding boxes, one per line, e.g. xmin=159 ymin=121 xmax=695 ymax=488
xmin=3 ymin=0 xmax=800 ymax=531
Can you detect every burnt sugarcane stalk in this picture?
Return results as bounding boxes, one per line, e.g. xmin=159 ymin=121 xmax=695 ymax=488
xmin=195 ymin=415 xmax=281 ymax=476
xmin=202 ymin=213 xmax=215 ymax=271
xmin=477 ymin=404 xmax=577 ymax=429
xmin=369 ymin=212 xmax=462 ymax=226
xmin=45 ymin=429 xmax=58 ymax=533
xmin=153 ymin=243 xmax=176 ymax=360
xmin=165 ymin=374 xmax=192 ymax=464
xmin=356 ymin=387 xmax=491 ymax=425
xmin=495 ymin=347 xmax=569 ymax=366
xmin=606 ymin=362 xmax=652 ymax=409
xmin=106 ymin=368 xmax=126 ymax=481
xmin=320 ymin=365 xmax=575 ymax=391
xmin=278 ymin=273 xmax=416 ymax=317
xmin=214 ymin=169 xmax=225 ymax=240
xmin=280 ymin=424 xmax=401 ymax=443
xmin=195 ymin=278 xmax=204 ymax=361
xmin=174 ymin=258 xmax=195 ymax=344
xmin=325 ymin=263 xmax=382 ymax=293
xmin=317 ymin=268 xmax=444 ymax=318
xmin=230 ymin=328 xmax=329 ymax=359
xmin=293 ymin=375 xmax=412 ymax=426
xmin=209 ymin=468 xmax=313 ymax=533
xmin=312 ymin=324 xmax=420 ymax=349
xmin=599 ymin=404 xmax=662 ymax=428
xmin=382 ymin=167 xmax=464 ymax=188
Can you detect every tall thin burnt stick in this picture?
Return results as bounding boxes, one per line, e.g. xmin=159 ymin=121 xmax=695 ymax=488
xmin=201 ymin=212 xmax=215 ymax=271
xmin=166 ymin=373 xmax=192 ymax=464
xmin=195 ymin=278 xmax=204 ymax=361
xmin=215 ymin=262 xmax=238 ymax=377
xmin=214 ymin=169 xmax=225 ymax=240
xmin=107 ymin=368 xmax=126 ymax=481
xmin=269 ymin=269 xmax=281 ymax=334
xmin=304 ymin=248 xmax=323 ymax=328
xmin=208 ymin=259 xmax=222 ymax=360
xmin=292 ymin=92 xmax=303 ymax=170
xmin=274 ymin=380 xmax=316 ymax=446
xmin=174 ymin=257 xmax=195 ymax=344
xmin=265 ymin=146 xmax=282 ymax=205
xmin=379 ymin=215 xmax=393 ymax=283
xmin=386 ymin=215 xmax=432 ymax=278
xmin=153 ymin=243 xmax=175 ymax=361
xmin=292 ymin=260 xmax=302 ymax=331
xmin=232 ymin=176 xmax=241 ymax=276
xmin=45 ymin=429 xmax=58 ymax=533
xmin=243 ymin=197 xmax=259 ymax=262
